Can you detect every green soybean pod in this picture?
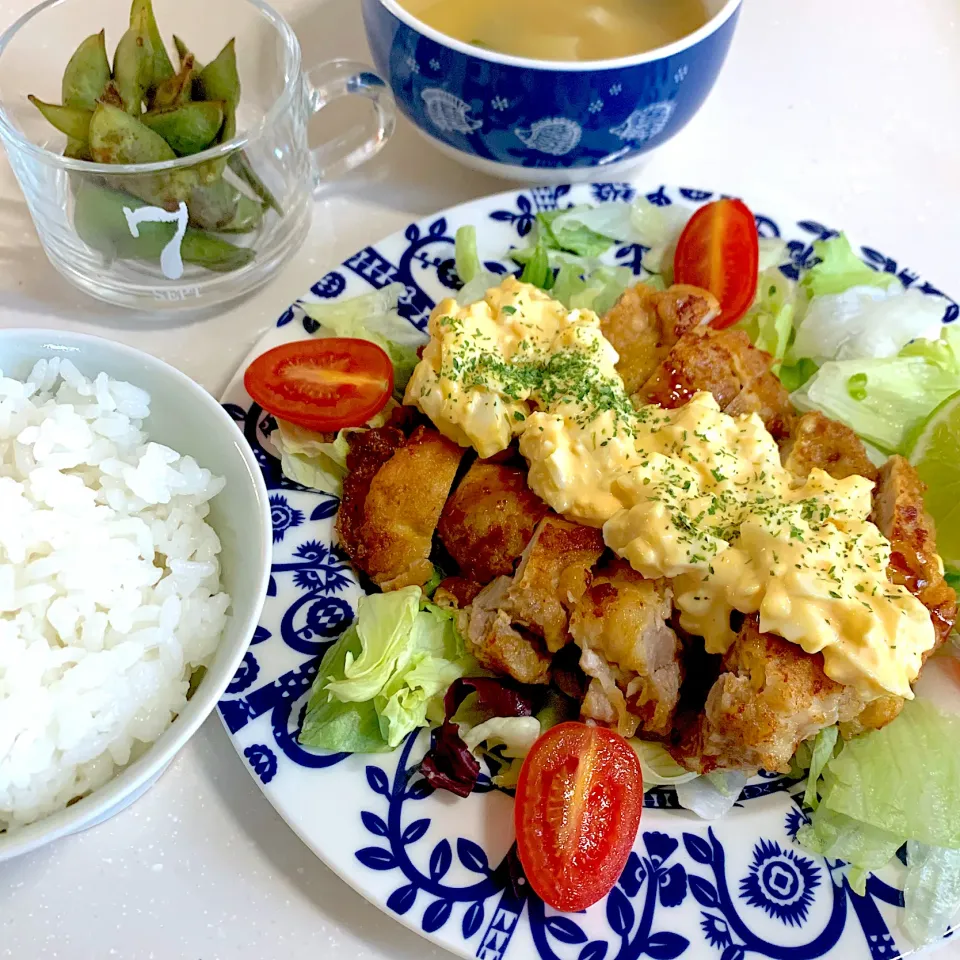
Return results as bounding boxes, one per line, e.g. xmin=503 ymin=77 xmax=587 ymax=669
xmin=129 ymin=0 xmax=175 ymax=87
xmin=89 ymin=103 xmax=197 ymax=209
xmin=73 ymin=180 xmax=255 ymax=273
xmin=28 ymin=97 xmax=92 ymax=141
xmin=151 ymin=53 xmax=195 ymax=110
xmin=61 ymin=30 xmax=111 ymax=111
xmin=188 ymin=177 xmax=263 ymax=233
xmin=113 ymin=9 xmax=154 ymax=114
xmin=142 ymin=101 xmax=225 ymax=155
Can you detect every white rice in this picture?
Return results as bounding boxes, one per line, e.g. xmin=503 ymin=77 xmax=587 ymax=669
xmin=0 ymin=358 xmax=230 ymax=830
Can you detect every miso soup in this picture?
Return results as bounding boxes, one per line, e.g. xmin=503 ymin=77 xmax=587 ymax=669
xmin=401 ymin=0 xmax=711 ymax=62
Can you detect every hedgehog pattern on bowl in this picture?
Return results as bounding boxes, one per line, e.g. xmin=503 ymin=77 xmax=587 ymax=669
xmin=362 ymin=0 xmax=743 ymax=180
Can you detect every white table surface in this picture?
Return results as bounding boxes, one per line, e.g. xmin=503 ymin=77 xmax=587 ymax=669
xmin=0 ymin=0 xmax=958 ymax=957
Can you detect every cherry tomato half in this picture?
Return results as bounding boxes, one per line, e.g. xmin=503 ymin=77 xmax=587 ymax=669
xmin=243 ymin=338 xmax=394 ymax=432
xmin=514 ymin=722 xmax=643 ymax=913
xmin=673 ymin=198 xmax=759 ymax=329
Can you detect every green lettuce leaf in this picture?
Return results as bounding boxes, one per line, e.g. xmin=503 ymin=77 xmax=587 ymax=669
xmin=300 ymin=588 xmax=472 ymax=753
xmin=376 ymin=652 xmax=464 ymax=748
xmin=800 ymin=234 xmax=901 ymax=299
xmin=455 ymin=225 xmax=482 ymax=284
xmin=299 ymin=284 xmax=420 ymax=396
xmin=323 ymin=587 xmax=422 ymax=703
xmin=536 ymin=207 xmax=617 ymax=259
xmin=518 ymin=241 xmax=553 ymax=290
xmin=797 ymin=699 xmax=960 ymax=918
xmin=803 ymin=725 xmax=838 ymax=810
xmin=627 ymin=198 xmax=691 ymax=278
xmin=630 ymin=740 xmax=698 ymax=790
xmin=903 ymin=842 xmax=960 ymax=945
xmin=551 ymin=263 xmax=634 ymax=316
xmin=776 ymin=358 xmax=819 ymax=392
xmin=816 ymin=699 xmax=960 ymax=849
xmin=271 ymin=403 xmax=396 ymax=495
xmin=797 ymin=809 xmax=903 ymax=893
xmin=791 ymin=348 xmax=960 ymax=453
xmin=736 ymin=266 xmax=797 ymax=365
xmin=298 ymin=625 xmax=389 ymax=753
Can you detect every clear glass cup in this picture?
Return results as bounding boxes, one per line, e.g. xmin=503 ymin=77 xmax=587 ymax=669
xmin=0 ymin=0 xmax=396 ymax=314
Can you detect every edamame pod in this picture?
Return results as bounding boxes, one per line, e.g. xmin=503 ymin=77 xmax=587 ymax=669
xmin=172 ymin=35 xmax=198 ymax=70
xmin=89 ymin=103 xmax=197 ymax=208
xmin=195 ymin=40 xmax=239 ymax=178
xmin=142 ymin=101 xmax=224 ymax=155
xmin=196 ymin=39 xmax=239 ymax=109
xmin=61 ymin=30 xmax=111 ymax=110
xmin=89 ymin=102 xmax=176 ymax=164
xmin=177 ymin=36 xmax=280 ymax=211
xmin=229 ymin=152 xmax=283 ymax=216
xmin=112 ymin=9 xmax=154 ymax=114
xmin=129 ymin=0 xmax=174 ymax=88
xmin=73 ymin=180 xmax=254 ymax=272
xmin=28 ymin=96 xmax=92 ymax=141
xmin=64 ymin=139 xmax=91 ymax=161
xmin=189 ymin=177 xmax=263 ymax=233
xmin=151 ymin=53 xmax=195 ymax=110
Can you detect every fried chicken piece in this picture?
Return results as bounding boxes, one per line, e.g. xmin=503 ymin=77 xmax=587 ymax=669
xmin=354 ymin=426 xmax=463 ymax=590
xmin=459 ymin=577 xmax=552 ymax=685
xmin=782 ymin=411 xmax=879 ymax=483
xmin=670 ymin=618 xmax=863 ymax=774
xmin=433 ymin=577 xmax=483 ymax=611
xmin=438 ymin=462 xmax=548 ymax=583
xmin=779 ymin=417 xmax=894 ymax=737
xmin=601 ymin=283 xmax=719 ymax=395
xmin=570 ymin=561 xmax=682 ymax=738
xmin=336 ymin=425 xmax=407 ymax=563
xmin=838 ymin=694 xmax=906 ymax=739
xmin=872 ymin=455 xmax=958 ymax=649
xmin=635 ymin=327 xmax=793 ymax=438
xmin=505 ymin=515 xmax=605 ymax=653
xmin=725 ymin=369 xmax=794 ymax=440
xmin=637 ymin=327 xmax=768 ymax=410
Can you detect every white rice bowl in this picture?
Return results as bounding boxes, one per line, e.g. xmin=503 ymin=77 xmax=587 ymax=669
xmin=0 ymin=357 xmax=232 ymax=831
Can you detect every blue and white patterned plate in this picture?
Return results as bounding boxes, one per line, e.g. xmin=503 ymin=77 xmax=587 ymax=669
xmin=217 ymin=183 xmax=958 ymax=960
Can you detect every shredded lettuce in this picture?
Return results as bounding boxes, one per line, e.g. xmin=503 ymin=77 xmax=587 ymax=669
xmin=455 ymin=225 xmax=482 ymax=284
xmin=536 ymin=206 xmax=619 ymax=259
xmin=800 ymin=234 xmax=901 ymax=299
xmin=791 ymin=287 xmax=944 ymax=364
xmin=674 ymin=771 xmax=748 ymax=819
xmin=797 ymin=810 xmax=903 ymax=893
xmin=758 ymin=238 xmax=788 ymax=271
xmin=791 ymin=333 xmax=960 ymax=453
xmin=630 ymin=740 xmax=698 ymax=790
xmin=627 ymin=198 xmax=691 ymax=278
xmin=297 ymin=625 xmax=386 ymax=753
xmin=552 ymin=263 xmax=634 ymax=316
xmin=736 ymin=266 xmax=796 ymax=365
xmin=549 ymin=203 xmax=633 ymax=244
xmin=903 ymin=842 xmax=960 ymax=945
xmin=802 ymin=725 xmax=838 ymax=810
xmin=519 ymin=241 xmax=553 ymax=290
xmin=456 ymin=271 xmax=502 ymax=306
xmin=798 ymin=699 xmax=960 ymax=923
xmin=815 ymin=699 xmax=960 ymax=848
xmin=460 ymin=716 xmax=541 ymax=758
xmin=299 ymin=283 xmax=420 ymax=397
xmin=271 ymin=402 xmax=396 ymax=495
xmin=300 ymin=587 xmax=471 ymax=752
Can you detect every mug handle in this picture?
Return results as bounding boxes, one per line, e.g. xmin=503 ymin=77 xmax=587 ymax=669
xmin=303 ymin=59 xmax=397 ymax=188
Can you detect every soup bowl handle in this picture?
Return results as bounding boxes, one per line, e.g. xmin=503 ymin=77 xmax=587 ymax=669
xmin=303 ymin=59 xmax=398 ymax=187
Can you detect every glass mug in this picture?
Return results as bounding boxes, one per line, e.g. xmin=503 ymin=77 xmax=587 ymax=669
xmin=0 ymin=0 xmax=395 ymax=313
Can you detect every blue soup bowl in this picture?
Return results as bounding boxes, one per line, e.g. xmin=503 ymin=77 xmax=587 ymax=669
xmin=361 ymin=0 xmax=742 ymax=183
